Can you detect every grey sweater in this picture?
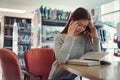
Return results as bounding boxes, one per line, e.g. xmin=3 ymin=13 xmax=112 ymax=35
xmin=48 ymin=33 xmax=100 ymax=79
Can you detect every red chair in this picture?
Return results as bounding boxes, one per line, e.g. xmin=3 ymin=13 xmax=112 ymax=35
xmin=0 ymin=48 xmax=22 ymax=80
xmin=24 ymin=48 xmax=55 ymax=80
xmin=0 ymin=48 xmax=42 ymax=80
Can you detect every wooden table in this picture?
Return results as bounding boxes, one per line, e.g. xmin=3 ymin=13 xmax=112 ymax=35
xmin=60 ymin=54 xmax=120 ymax=80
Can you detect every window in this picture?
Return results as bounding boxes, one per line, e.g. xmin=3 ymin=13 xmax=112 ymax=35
xmin=100 ymin=0 xmax=120 ymax=52
xmin=102 ymin=12 xmax=120 ymax=27
xmin=101 ymin=0 xmax=119 ymax=14
xmin=101 ymin=0 xmax=120 ymax=27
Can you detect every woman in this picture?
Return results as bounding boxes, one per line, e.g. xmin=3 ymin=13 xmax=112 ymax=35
xmin=48 ymin=7 xmax=100 ymax=80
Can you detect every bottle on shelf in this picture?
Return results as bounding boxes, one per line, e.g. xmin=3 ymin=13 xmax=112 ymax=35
xmin=40 ymin=5 xmax=71 ymax=22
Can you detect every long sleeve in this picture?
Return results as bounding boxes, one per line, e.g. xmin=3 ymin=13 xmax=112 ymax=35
xmin=92 ymin=38 xmax=101 ymax=52
xmin=84 ymin=37 xmax=101 ymax=53
xmin=54 ymin=34 xmax=75 ymax=64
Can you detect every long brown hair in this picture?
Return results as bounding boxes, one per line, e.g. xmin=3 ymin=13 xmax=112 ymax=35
xmin=61 ymin=7 xmax=91 ymax=33
xmin=61 ymin=7 xmax=93 ymax=44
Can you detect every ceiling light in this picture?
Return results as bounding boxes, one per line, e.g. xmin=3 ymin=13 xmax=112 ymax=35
xmin=0 ymin=8 xmax=26 ymax=13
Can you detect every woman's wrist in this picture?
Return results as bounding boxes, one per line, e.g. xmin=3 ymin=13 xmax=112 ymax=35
xmin=92 ymin=34 xmax=98 ymax=39
xmin=93 ymin=37 xmax=98 ymax=40
xmin=67 ymin=34 xmax=75 ymax=37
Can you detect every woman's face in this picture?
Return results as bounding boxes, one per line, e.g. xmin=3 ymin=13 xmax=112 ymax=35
xmin=75 ymin=19 xmax=89 ymax=35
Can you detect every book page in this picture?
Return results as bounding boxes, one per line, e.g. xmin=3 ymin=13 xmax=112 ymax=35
xmin=80 ymin=52 xmax=109 ymax=61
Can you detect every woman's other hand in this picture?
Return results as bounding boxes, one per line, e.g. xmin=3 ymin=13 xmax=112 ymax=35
xmin=67 ymin=20 xmax=78 ymax=36
xmin=85 ymin=22 xmax=98 ymax=39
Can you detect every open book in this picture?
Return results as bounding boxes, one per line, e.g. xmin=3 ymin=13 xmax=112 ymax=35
xmin=67 ymin=52 xmax=109 ymax=66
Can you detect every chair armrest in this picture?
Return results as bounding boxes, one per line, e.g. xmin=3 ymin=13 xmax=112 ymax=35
xmin=22 ymin=70 xmax=42 ymax=80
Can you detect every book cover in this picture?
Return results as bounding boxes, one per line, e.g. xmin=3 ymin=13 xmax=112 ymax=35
xmin=67 ymin=52 xmax=109 ymax=66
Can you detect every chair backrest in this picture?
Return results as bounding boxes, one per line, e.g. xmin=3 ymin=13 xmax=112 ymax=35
xmin=24 ymin=48 xmax=55 ymax=80
xmin=0 ymin=48 xmax=22 ymax=80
